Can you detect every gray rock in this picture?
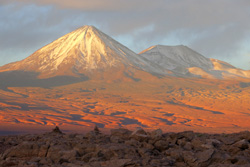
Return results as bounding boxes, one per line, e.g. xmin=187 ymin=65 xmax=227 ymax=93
xmin=183 ymin=151 xmax=197 ymax=166
xmin=130 ymin=128 xmax=148 ymax=142
xmin=4 ymin=142 xmax=39 ymax=158
xmin=183 ymin=142 xmax=193 ymax=150
xmin=154 ymin=140 xmax=169 ymax=151
xmin=125 ymin=138 xmax=142 ymax=147
xmin=177 ymin=138 xmax=187 ymax=147
xmin=232 ymin=139 xmax=249 ymax=150
xmin=150 ymin=129 xmax=163 ymax=139
xmin=38 ymin=144 xmax=50 ymax=157
xmin=202 ymin=139 xmax=221 ymax=149
xmin=196 ymin=148 xmax=215 ymax=163
xmin=191 ymin=137 xmax=204 ymax=151
xmin=177 ymin=131 xmax=195 ymax=141
xmin=110 ymin=128 xmax=132 ymax=137
xmin=165 ymin=148 xmax=184 ymax=162
xmin=110 ymin=129 xmax=131 ymax=143
xmin=60 ymin=150 xmax=79 ymax=162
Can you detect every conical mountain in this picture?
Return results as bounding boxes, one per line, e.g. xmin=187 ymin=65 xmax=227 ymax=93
xmin=0 ymin=26 xmax=164 ymax=79
xmin=139 ymin=45 xmax=213 ymax=74
xmin=140 ymin=45 xmax=250 ymax=79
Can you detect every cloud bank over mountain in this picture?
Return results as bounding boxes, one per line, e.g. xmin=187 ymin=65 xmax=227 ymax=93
xmin=0 ymin=0 xmax=250 ymax=69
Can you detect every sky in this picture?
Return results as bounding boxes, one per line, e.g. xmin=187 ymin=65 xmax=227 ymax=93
xmin=0 ymin=0 xmax=250 ymax=70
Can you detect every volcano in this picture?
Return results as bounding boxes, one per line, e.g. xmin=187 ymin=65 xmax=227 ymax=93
xmin=139 ymin=45 xmax=250 ymax=79
xmin=0 ymin=26 xmax=164 ymax=80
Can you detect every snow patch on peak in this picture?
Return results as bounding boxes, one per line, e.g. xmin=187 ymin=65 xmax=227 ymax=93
xmin=139 ymin=45 xmax=250 ymax=79
xmin=139 ymin=45 xmax=186 ymax=54
xmin=0 ymin=25 xmax=166 ymax=78
xmin=139 ymin=45 xmax=213 ymax=74
xmin=24 ymin=25 xmax=128 ymax=71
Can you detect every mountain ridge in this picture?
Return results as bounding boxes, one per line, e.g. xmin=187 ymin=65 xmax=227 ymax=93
xmin=0 ymin=25 xmax=249 ymax=80
xmin=140 ymin=45 xmax=250 ymax=79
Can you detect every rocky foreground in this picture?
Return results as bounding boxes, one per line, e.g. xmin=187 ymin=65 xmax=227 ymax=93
xmin=1 ymin=127 xmax=250 ymax=167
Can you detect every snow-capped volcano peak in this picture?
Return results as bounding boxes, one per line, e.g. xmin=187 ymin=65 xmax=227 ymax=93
xmin=0 ymin=25 xmax=164 ymax=78
xmin=37 ymin=25 xmax=112 ymax=71
xmin=139 ymin=45 xmax=213 ymax=72
xmin=140 ymin=45 xmax=250 ymax=79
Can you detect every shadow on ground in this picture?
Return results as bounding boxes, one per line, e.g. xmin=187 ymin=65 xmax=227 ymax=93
xmin=0 ymin=70 xmax=88 ymax=90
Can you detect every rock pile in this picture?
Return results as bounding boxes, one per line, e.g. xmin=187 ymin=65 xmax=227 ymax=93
xmin=1 ymin=127 xmax=250 ymax=167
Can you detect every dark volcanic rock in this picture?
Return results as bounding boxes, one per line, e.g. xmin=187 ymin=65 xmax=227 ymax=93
xmin=0 ymin=127 xmax=250 ymax=167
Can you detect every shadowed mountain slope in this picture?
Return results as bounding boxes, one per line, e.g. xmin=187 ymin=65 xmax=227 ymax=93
xmin=139 ymin=45 xmax=250 ymax=79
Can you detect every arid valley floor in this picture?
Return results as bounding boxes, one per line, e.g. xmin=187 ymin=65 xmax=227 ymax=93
xmin=1 ymin=76 xmax=250 ymax=135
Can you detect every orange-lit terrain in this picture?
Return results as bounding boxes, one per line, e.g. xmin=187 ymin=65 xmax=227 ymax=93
xmin=0 ymin=26 xmax=250 ymax=135
xmin=1 ymin=77 xmax=250 ymax=134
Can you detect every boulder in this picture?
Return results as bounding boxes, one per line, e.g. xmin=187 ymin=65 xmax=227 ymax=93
xmin=210 ymin=151 xmax=230 ymax=165
xmin=3 ymin=142 xmax=39 ymax=158
xmin=130 ymin=128 xmax=148 ymax=142
xmin=196 ymin=149 xmax=214 ymax=163
xmin=177 ymin=131 xmax=195 ymax=141
xmin=183 ymin=151 xmax=197 ymax=166
xmin=125 ymin=138 xmax=142 ymax=148
xmin=177 ymin=138 xmax=187 ymax=147
xmin=46 ymin=145 xmax=68 ymax=163
xmin=154 ymin=140 xmax=169 ymax=151
xmin=202 ymin=139 xmax=221 ymax=149
xmin=111 ymin=128 xmax=132 ymax=137
xmin=38 ymin=144 xmax=50 ymax=157
xmin=150 ymin=129 xmax=163 ymax=139
xmin=110 ymin=128 xmax=132 ymax=143
xmin=183 ymin=142 xmax=193 ymax=150
xmin=165 ymin=148 xmax=184 ymax=162
xmin=60 ymin=150 xmax=79 ymax=163
xmin=232 ymin=139 xmax=249 ymax=150
xmin=191 ymin=137 xmax=204 ymax=151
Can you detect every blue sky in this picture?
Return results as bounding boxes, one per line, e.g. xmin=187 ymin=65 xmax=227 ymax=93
xmin=0 ymin=0 xmax=249 ymax=70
